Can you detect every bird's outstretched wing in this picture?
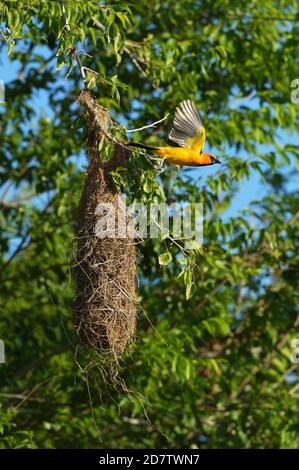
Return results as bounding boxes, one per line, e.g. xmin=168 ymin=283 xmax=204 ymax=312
xmin=168 ymin=100 xmax=206 ymax=153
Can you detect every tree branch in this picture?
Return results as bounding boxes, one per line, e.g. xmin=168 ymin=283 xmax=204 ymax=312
xmin=126 ymin=113 xmax=169 ymax=133
xmin=59 ymin=0 xmax=70 ymax=31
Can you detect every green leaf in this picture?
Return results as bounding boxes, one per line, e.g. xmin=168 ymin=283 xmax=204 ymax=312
xmin=56 ymin=55 xmax=65 ymax=70
xmin=214 ymin=45 xmax=228 ymax=59
xmin=159 ymin=252 xmax=173 ymax=266
xmin=186 ymin=281 xmax=196 ymax=300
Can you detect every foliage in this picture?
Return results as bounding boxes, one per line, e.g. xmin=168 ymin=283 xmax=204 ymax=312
xmin=0 ymin=0 xmax=298 ymax=449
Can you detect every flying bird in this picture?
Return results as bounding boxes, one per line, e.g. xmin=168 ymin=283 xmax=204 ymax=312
xmin=128 ymin=100 xmax=221 ymax=167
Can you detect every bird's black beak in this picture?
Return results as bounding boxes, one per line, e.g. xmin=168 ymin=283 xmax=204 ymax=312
xmin=214 ymin=158 xmax=221 ymax=164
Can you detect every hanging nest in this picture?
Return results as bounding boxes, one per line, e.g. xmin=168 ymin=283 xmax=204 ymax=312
xmin=73 ymin=90 xmax=137 ymax=360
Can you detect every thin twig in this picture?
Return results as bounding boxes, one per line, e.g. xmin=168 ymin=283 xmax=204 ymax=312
xmin=59 ymin=0 xmax=86 ymax=79
xmin=124 ymin=46 xmax=161 ymax=92
xmin=0 ymin=181 xmax=14 ymax=202
xmin=0 ymin=27 xmax=9 ymax=44
xmin=14 ymin=378 xmax=53 ymax=411
xmin=0 ymin=192 xmax=35 ymax=208
xmin=72 ymin=49 xmax=86 ymax=79
xmin=91 ymin=18 xmax=105 ymax=32
xmin=77 ymin=90 xmax=166 ymax=174
xmin=126 ymin=113 xmax=169 ymax=133
xmin=59 ymin=0 xmax=70 ymax=31
xmin=124 ymin=46 xmax=147 ymax=77
xmin=1 ymin=197 xmax=54 ymax=271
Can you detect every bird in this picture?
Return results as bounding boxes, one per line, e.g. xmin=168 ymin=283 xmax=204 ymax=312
xmin=128 ymin=100 xmax=221 ymax=167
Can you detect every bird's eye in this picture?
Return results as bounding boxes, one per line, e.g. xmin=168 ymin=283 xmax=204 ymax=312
xmin=210 ymin=156 xmax=215 ymax=163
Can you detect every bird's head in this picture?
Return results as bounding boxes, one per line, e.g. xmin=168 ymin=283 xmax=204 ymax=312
xmin=201 ymin=153 xmax=221 ymax=165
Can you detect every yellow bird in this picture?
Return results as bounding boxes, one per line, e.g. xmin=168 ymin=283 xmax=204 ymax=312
xmin=128 ymin=100 xmax=221 ymax=167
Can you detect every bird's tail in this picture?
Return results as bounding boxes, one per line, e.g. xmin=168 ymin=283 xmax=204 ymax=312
xmin=128 ymin=142 xmax=158 ymax=151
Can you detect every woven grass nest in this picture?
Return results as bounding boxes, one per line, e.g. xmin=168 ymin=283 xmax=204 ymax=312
xmin=73 ymin=90 xmax=137 ymax=360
